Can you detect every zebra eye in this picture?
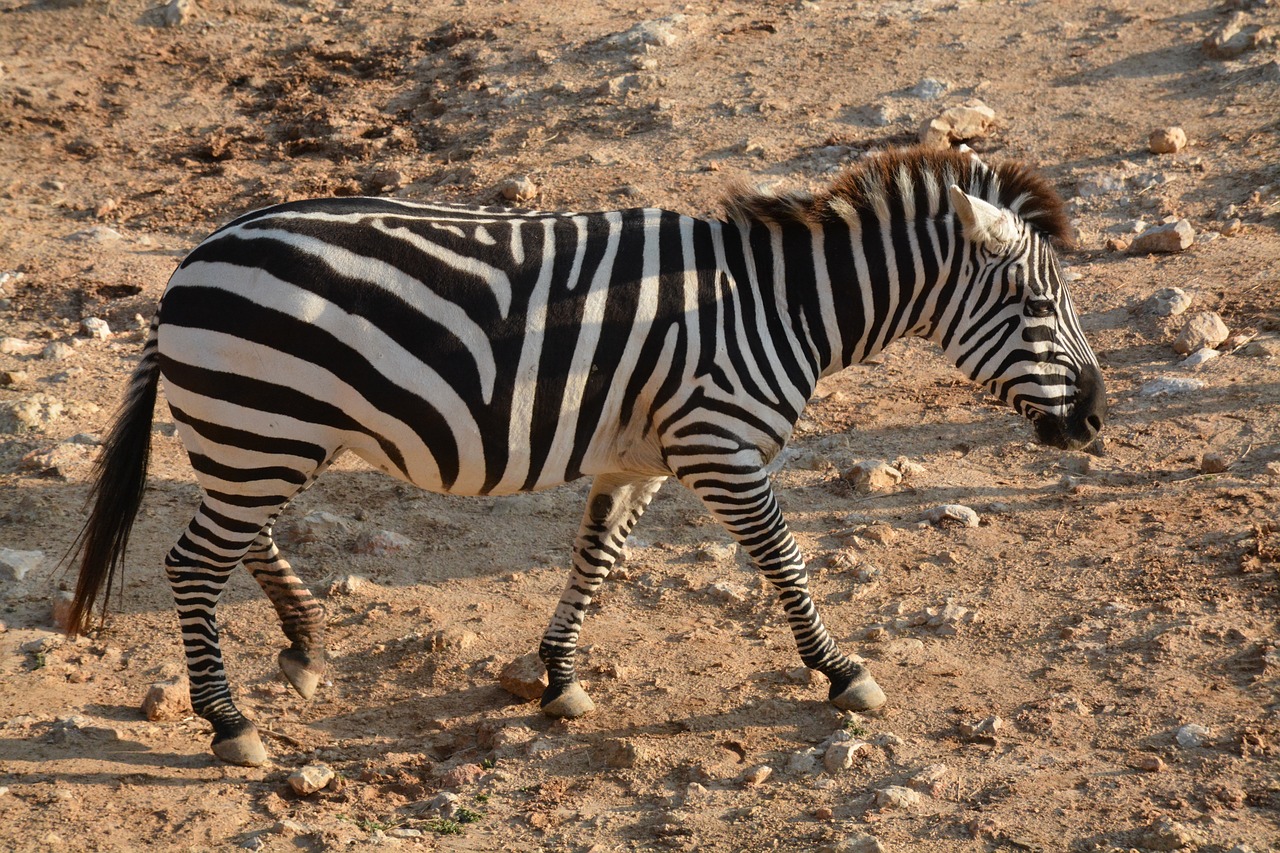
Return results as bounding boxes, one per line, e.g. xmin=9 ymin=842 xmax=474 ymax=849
xmin=1024 ymin=298 xmax=1055 ymax=318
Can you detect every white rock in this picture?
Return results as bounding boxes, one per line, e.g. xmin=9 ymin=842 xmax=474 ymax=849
xmin=909 ymin=78 xmax=948 ymax=100
xmin=79 ymin=318 xmax=111 ymax=339
xmin=1143 ymin=287 xmax=1193 ymax=317
xmin=1140 ymin=816 xmax=1203 ymax=850
xmin=64 ymin=226 xmax=124 ymax=243
xmin=695 ymin=541 xmax=738 ymax=563
xmin=827 ymin=835 xmax=886 ymax=853
xmin=351 ymin=529 xmax=411 ymax=556
xmin=0 ymin=337 xmax=42 ymax=355
xmin=1181 ymin=347 xmax=1220 ymax=368
xmin=873 ymin=785 xmax=922 ymax=809
xmin=0 ymin=548 xmax=44 ymax=582
xmin=908 ymin=763 xmax=950 ymax=795
xmin=287 ymin=763 xmax=334 ymax=795
xmin=1175 ymin=723 xmax=1210 ymax=748
xmin=683 ymin=781 xmax=713 ymax=807
xmin=1139 ymin=377 xmax=1204 ymax=396
xmin=326 ymin=574 xmax=367 ymax=596
xmin=786 ymin=749 xmax=819 ymax=774
xmin=280 ymin=511 xmax=351 ymax=544
xmin=707 ymin=581 xmax=750 ymax=603
xmin=606 ymin=15 xmax=685 ymax=48
xmin=162 ymin=0 xmax=197 ymax=26
xmin=924 ymin=504 xmax=980 ymax=528
xmin=823 ymin=739 xmax=870 ymax=772
xmin=42 ymin=342 xmax=75 ymax=361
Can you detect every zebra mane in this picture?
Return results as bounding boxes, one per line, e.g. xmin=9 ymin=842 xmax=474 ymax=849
xmin=722 ymin=146 xmax=1073 ymax=248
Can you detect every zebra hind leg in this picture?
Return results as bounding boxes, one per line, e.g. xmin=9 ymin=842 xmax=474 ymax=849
xmin=244 ymin=531 xmax=327 ymax=699
xmin=539 ymin=473 xmax=667 ymax=718
xmin=674 ymin=455 xmax=887 ymax=713
xmin=166 ymin=499 xmax=282 ymax=766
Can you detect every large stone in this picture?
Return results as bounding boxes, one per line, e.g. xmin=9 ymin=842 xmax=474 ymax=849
xmin=1131 ymin=220 xmax=1195 ymax=254
xmin=919 ymin=100 xmax=996 ymax=148
xmin=142 ymin=677 xmax=192 ymax=721
xmin=1173 ymin=312 xmax=1229 ymax=354
xmin=873 ymin=785 xmax=922 ymax=810
xmin=499 ymin=652 xmax=548 ymax=701
xmin=1148 ymin=127 xmax=1187 ymax=155
xmin=924 ymin=504 xmax=980 ymax=528
xmin=844 ymin=460 xmax=902 ymax=493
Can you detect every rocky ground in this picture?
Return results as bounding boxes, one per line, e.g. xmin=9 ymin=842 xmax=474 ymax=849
xmin=2 ymin=0 xmax=1280 ymax=851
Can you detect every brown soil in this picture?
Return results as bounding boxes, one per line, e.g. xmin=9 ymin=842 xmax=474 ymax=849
xmin=2 ymin=1 xmax=1279 ymax=851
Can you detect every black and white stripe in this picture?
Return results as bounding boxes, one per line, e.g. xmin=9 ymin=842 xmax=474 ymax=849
xmin=69 ymin=146 xmax=1105 ymax=765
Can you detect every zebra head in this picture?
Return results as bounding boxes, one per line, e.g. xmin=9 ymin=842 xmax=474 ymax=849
xmin=942 ymin=185 xmax=1106 ymax=451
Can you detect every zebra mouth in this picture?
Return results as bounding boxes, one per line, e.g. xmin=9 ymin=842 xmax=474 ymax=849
xmin=1030 ymin=365 xmax=1107 ymax=452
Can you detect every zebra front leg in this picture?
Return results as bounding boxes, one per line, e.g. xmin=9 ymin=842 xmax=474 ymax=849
xmin=244 ymin=532 xmax=327 ymax=700
xmin=675 ymin=456 xmax=886 ymax=713
xmin=167 ymin=501 xmax=271 ymax=766
xmin=540 ymin=473 xmax=667 ymax=718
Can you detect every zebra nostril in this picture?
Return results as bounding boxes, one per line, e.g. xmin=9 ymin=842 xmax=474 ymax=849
xmin=1085 ymin=414 xmax=1102 ymax=435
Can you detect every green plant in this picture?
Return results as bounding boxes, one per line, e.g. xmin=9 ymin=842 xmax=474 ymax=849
xmin=421 ymin=818 xmax=464 ymax=835
xmin=455 ymin=806 xmax=485 ymax=824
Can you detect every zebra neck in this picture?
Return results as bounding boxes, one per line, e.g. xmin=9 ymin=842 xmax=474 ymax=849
xmin=813 ymin=210 xmax=962 ymax=375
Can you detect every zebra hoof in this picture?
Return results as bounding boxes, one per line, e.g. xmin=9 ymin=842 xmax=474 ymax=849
xmin=829 ymin=670 xmax=887 ymax=713
xmin=540 ymin=682 xmax=595 ymax=719
xmin=211 ymin=728 xmax=268 ymax=767
xmin=278 ymin=647 xmax=326 ymax=700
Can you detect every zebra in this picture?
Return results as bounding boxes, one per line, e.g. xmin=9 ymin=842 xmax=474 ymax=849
xmin=66 ymin=145 xmax=1106 ymax=767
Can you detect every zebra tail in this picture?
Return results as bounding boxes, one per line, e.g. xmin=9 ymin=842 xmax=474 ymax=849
xmin=65 ymin=316 xmax=161 ymax=637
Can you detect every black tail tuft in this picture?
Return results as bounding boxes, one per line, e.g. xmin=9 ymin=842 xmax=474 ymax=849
xmin=65 ymin=320 xmax=161 ymax=636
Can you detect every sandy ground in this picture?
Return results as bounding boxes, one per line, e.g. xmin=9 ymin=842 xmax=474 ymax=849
xmin=1 ymin=0 xmax=1279 ymax=850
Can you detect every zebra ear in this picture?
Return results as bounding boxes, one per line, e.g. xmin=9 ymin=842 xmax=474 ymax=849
xmin=948 ymin=185 xmax=1019 ymax=252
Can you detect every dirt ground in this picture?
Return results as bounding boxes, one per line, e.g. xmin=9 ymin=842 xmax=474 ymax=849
xmin=2 ymin=0 xmax=1279 ymax=850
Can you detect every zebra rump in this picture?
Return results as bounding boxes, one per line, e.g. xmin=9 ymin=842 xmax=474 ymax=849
xmin=67 ymin=145 xmax=1104 ymax=766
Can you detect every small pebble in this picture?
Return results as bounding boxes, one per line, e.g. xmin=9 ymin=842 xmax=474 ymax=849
xmin=1143 ymin=287 xmax=1193 ymax=317
xmin=1200 ymin=452 xmax=1230 ymax=474
xmin=287 ymin=764 xmax=334 ymax=796
xmin=499 ymin=176 xmax=538 ymax=204
xmin=741 ymin=764 xmax=772 ymax=786
xmin=1137 ymin=755 xmax=1166 ymax=772
xmin=873 ymin=785 xmax=922 ymax=810
xmin=1175 ymin=723 xmax=1210 ymax=748
xmin=79 ymin=317 xmax=111 ymax=339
